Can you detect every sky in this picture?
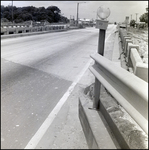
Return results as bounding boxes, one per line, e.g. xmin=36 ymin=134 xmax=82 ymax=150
xmin=1 ymin=1 xmax=148 ymax=23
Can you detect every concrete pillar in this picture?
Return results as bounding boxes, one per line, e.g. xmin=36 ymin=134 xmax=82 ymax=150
xmin=126 ymin=43 xmax=139 ymax=66
xmin=134 ymin=62 xmax=148 ymax=82
xmin=130 ymin=48 xmax=143 ymax=71
xmin=120 ymin=32 xmax=127 ymax=48
xmin=123 ymin=36 xmax=131 ymax=47
xmin=124 ymin=39 xmax=133 ymax=55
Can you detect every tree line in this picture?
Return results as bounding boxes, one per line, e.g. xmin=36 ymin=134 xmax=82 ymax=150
xmin=1 ymin=5 xmax=69 ymax=23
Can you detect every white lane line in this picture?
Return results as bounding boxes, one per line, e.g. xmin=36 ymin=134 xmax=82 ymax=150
xmin=24 ymin=58 xmax=93 ymax=149
xmin=24 ymin=27 xmax=113 ymax=149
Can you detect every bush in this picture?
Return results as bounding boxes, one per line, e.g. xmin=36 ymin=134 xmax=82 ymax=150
xmin=78 ymin=24 xmax=84 ymax=28
xmin=130 ymin=20 xmax=136 ymax=28
xmin=138 ymin=24 xmax=145 ymax=29
xmin=1 ymin=18 xmax=9 ymax=22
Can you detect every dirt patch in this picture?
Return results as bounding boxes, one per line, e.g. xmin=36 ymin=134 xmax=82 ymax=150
xmin=84 ymin=83 xmax=148 ymax=149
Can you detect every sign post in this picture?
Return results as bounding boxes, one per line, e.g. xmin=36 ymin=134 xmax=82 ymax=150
xmin=93 ymin=6 xmax=110 ymax=109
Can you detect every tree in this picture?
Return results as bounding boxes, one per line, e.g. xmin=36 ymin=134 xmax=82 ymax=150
xmin=139 ymin=13 xmax=148 ymax=24
xmin=46 ymin=6 xmax=61 ymax=14
xmin=1 ymin=18 xmax=9 ymax=22
xmin=2 ymin=11 xmax=11 ymax=21
xmin=0 ymin=5 xmax=69 ymax=23
xmin=46 ymin=6 xmax=61 ymax=22
xmin=22 ymin=13 xmax=33 ymax=21
xmin=139 ymin=6 xmax=148 ymax=25
xmin=60 ymin=16 xmax=69 ymax=23
xmin=130 ymin=19 xmax=136 ymax=27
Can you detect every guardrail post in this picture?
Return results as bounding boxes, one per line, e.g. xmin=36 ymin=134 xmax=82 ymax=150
xmin=93 ymin=19 xmax=109 ymax=109
xmin=124 ymin=39 xmax=133 ymax=56
xmin=126 ymin=43 xmax=139 ymax=67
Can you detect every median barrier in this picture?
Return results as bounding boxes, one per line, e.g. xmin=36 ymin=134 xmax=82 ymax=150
xmin=90 ymin=53 xmax=148 ymax=134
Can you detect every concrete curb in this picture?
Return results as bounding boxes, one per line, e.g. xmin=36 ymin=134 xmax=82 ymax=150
xmin=79 ymin=83 xmax=148 ymax=149
xmin=78 ymin=94 xmax=118 ymax=149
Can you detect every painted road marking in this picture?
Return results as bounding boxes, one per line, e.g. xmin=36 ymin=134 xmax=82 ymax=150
xmin=24 ymin=29 xmax=114 ymax=149
xmin=24 ymin=59 xmax=93 ymax=149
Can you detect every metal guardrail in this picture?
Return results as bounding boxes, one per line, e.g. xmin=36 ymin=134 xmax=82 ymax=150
xmin=89 ymin=53 xmax=148 ymax=134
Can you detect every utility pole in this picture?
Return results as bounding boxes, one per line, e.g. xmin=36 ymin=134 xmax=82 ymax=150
xmin=76 ymin=2 xmax=86 ymax=26
xmin=136 ymin=13 xmax=138 ymax=22
xmin=131 ymin=14 xmax=132 ymax=20
xmin=12 ymin=0 xmax=13 ymax=24
xmin=93 ymin=11 xmax=98 ymax=20
xmin=76 ymin=3 xmax=79 ymax=25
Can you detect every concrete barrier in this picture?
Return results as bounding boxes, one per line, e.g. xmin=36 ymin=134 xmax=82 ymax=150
xmin=119 ymin=29 xmax=128 ymax=47
xmin=129 ymin=48 xmax=148 ymax=82
xmin=126 ymin=43 xmax=139 ymax=64
xmin=124 ymin=39 xmax=133 ymax=55
xmin=123 ymin=36 xmax=131 ymax=50
xmin=130 ymin=48 xmax=143 ymax=69
xmin=119 ymin=28 xmax=148 ymax=82
xmin=79 ymin=95 xmax=117 ymax=149
xmin=1 ymin=24 xmax=67 ymax=36
xmin=1 ymin=25 xmax=67 ymax=39
xmin=134 ymin=62 xmax=148 ymax=82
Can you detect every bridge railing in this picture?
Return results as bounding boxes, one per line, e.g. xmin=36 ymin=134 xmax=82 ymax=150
xmin=119 ymin=28 xmax=148 ymax=82
xmin=89 ymin=53 xmax=148 ymax=134
xmin=1 ymin=24 xmax=69 ymax=35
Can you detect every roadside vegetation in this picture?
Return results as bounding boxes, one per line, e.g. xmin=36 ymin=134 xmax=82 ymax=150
xmin=127 ymin=6 xmax=148 ymax=63
xmin=1 ymin=5 xmax=69 ymax=23
xmin=130 ymin=6 xmax=148 ymax=29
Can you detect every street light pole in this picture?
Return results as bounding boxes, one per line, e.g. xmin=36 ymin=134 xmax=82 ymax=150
xmin=76 ymin=3 xmax=79 ymax=25
xmin=136 ymin=13 xmax=138 ymax=22
xmin=93 ymin=6 xmax=110 ymax=109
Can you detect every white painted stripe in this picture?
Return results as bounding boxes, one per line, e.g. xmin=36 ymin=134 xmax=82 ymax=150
xmin=24 ymin=59 xmax=93 ymax=149
xmin=24 ymin=29 xmax=112 ymax=149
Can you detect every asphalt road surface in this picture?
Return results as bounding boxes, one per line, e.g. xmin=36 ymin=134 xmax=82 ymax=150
xmin=1 ymin=25 xmax=116 ymax=149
